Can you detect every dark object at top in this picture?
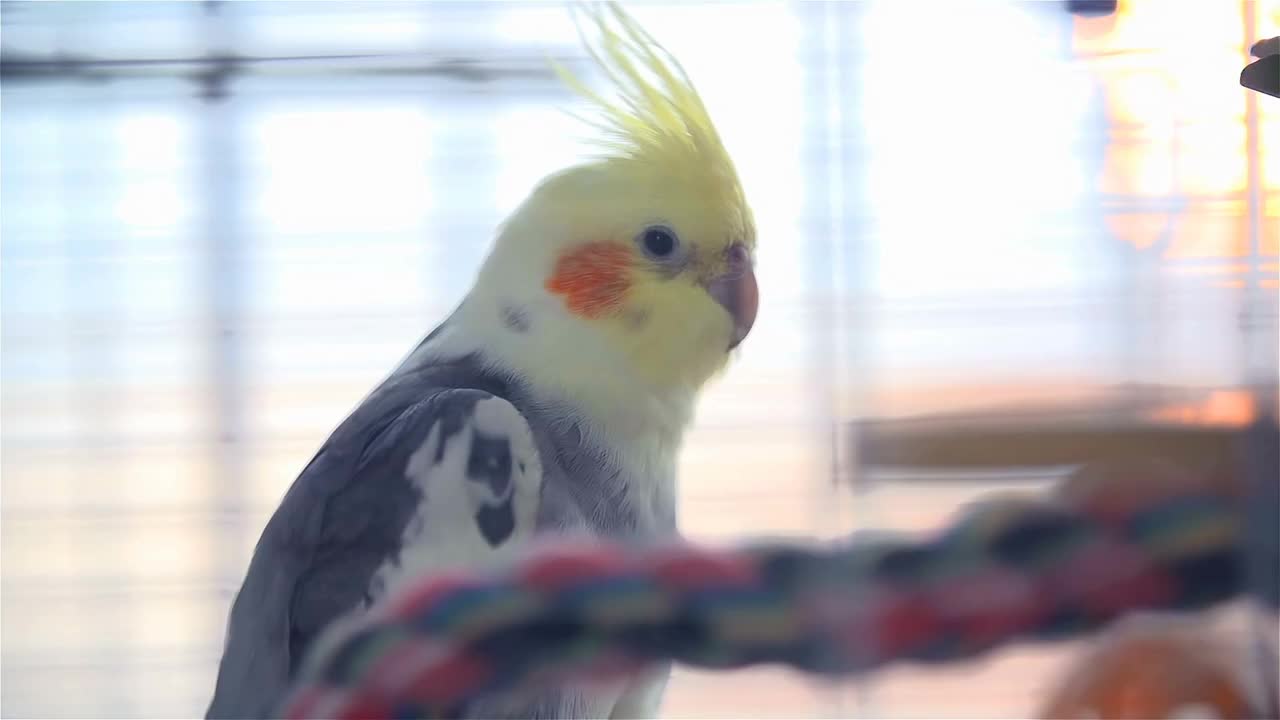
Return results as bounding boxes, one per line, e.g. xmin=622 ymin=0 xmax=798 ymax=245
xmin=1066 ymin=0 xmax=1117 ymax=17
xmin=1242 ymin=37 xmax=1279 ymax=99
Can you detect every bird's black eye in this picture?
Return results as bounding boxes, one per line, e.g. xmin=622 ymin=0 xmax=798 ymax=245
xmin=640 ymin=226 xmax=678 ymax=259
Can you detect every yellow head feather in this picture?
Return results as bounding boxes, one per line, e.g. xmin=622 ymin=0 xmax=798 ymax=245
xmin=553 ymin=2 xmax=753 ymax=246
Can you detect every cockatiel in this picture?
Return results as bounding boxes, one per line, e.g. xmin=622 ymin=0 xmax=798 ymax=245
xmin=206 ymin=3 xmax=757 ymax=718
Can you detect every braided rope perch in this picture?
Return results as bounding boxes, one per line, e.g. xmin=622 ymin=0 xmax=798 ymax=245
xmin=279 ymin=464 xmax=1257 ymax=720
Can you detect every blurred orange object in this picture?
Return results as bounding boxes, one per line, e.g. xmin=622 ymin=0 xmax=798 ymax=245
xmin=1038 ymin=617 xmax=1260 ymax=719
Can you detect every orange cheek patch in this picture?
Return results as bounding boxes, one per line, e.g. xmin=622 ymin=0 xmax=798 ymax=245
xmin=545 ymin=242 xmax=633 ymax=319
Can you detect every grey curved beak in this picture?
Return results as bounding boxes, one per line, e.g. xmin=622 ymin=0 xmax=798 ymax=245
xmin=706 ymin=263 xmax=758 ymax=350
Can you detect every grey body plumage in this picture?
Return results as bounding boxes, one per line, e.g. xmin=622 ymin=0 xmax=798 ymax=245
xmin=205 ymin=346 xmax=673 ymax=719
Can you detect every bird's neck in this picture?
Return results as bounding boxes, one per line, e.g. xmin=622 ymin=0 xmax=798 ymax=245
xmin=402 ymin=288 xmax=694 ymax=535
xmin=409 ymin=286 xmax=699 ymax=451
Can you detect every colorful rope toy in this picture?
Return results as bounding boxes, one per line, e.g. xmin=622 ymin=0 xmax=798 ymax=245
xmin=277 ymin=453 xmax=1266 ymax=720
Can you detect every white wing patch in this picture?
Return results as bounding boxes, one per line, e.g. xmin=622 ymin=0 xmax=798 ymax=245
xmin=371 ymin=395 xmax=543 ymax=601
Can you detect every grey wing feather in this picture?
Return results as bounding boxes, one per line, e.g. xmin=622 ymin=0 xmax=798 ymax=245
xmin=205 ymin=386 xmax=543 ymax=719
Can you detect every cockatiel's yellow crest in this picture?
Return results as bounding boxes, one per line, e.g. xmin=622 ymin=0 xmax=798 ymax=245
xmin=553 ymin=2 xmax=754 ymax=247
